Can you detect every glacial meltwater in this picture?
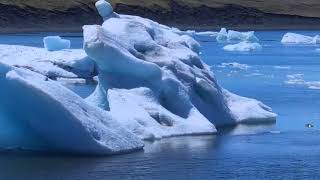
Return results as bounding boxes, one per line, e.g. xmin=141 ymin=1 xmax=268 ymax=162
xmin=1 ymin=31 xmax=320 ymax=179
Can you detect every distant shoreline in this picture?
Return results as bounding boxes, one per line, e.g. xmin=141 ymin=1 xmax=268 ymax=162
xmin=2 ymin=1 xmax=320 ymax=34
xmin=1 ymin=25 xmax=320 ymax=35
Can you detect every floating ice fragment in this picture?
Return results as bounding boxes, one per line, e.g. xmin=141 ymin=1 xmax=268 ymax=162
xmin=43 ymin=36 xmax=71 ymax=51
xmin=273 ymin=66 xmax=291 ymax=70
xmin=285 ymin=74 xmax=320 ymax=90
xmin=216 ymin=28 xmax=259 ymax=42
xmin=223 ymin=42 xmax=262 ymax=52
xmin=281 ymin=33 xmax=320 ymax=44
xmin=218 ymin=62 xmax=251 ymax=70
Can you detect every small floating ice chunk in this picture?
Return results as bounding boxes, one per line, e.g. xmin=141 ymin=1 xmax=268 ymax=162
xmin=270 ymin=131 xmax=281 ymax=134
xmin=218 ymin=62 xmax=251 ymax=70
xmin=216 ymin=28 xmax=259 ymax=42
xmin=273 ymin=66 xmax=291 ymax=70
xmin=223 ymin=42 xmax=262 ymax=52
xmin=305 ymin=123 xmax=314 ymax=128
xmin=43 ymin=36 xmax=71 ymax=51
xmin=216 ymin=28 xmax=228 ymax=42
xmin=281 ymin=33 xmax=320 ymax=44
xmin=227 ymin=30 xmax=259 ymax=42
xmin=285 ymin=74 xmax=320 ymax=90
xmin=245 ymin=73 xmax=264 ymax=77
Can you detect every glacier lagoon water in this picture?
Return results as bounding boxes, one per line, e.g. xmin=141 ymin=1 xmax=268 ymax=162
xmin=0 ymin=31 xmax=320 ymax=179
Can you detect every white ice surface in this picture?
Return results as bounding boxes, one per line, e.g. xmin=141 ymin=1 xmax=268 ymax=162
xmin=43 ymin=36 xmax=71 ymax=51
xmin=0 ymin=62 xmax=143 ymax=154
xmin=0 ymin=45 xmax=96 ymax=79
xmin=223 ymin=42 xmax=262 ymax=52
xmin=223 ymin=90 xmax=277 ymax=123
xmin=83 ymin=0 xmax=276 ymax=140
xmin=218 ymin=62 xmax=251 ymax=70
xmin=281 ymin=33 xmax=320 ymax=44
xmin=285 ymin=74 xmax=320 ymax=90
xmin=0 ymin=0 xmax=278 ymax=155
xmin=217 ymin=28 xmax=259 ymax=43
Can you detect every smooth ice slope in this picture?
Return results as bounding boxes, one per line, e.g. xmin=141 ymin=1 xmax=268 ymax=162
xmin=0 ymin=62 xmax=143 ymax=154
xmin=281 ymin=33 xmax=320 ymax=44
xmin=83 ymin=0 xmax=276 ymax=139
xmin=223 ymin=42 xmax=262 ymax=52
xmin=43 ymin=36 xmax=71 ymax=51
xmin=224 ymin=90 xmax=277 ymax=123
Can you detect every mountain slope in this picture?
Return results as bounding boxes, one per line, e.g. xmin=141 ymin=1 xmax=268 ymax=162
xmin=1 ymin=0 xmax=320 ymax=33
xmin=112 ymin=0 xmax=320 ymax=18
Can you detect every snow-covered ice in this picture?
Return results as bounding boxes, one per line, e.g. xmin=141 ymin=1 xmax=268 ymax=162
xmin=43 ymin=36 xmax=71 ymax=51
xmin=217 ymin=28 xmax=259 ymax=43
xmin=281 ymin=33 xmax=320 ymax=44
xmin=223 ymin=42 xmax=262 ymax=52
xmin=0 ymin=0 xmax=277 ymax=154
xmin=83 ymin=0 xmax=276 ymax=139
xmin=223 ymin=90 xmax=277 ymax=123
xmin=0 ymin=45 xmax=97 ymax=79
xmin=0 ymin=62 xmax=143 ymax=154
xmin=83 ymin=22 xmax=219 ymax=139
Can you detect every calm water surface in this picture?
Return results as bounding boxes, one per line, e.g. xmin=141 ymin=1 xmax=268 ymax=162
xmin=0 ymin=31 xmax=320 ymax=179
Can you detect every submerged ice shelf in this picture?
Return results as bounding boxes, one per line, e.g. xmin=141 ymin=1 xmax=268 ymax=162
xmin=0 ymin=0 xmax=276 ymax=155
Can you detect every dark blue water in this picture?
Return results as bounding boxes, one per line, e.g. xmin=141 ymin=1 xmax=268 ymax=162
xmin=0 ymin=31 xmax=320 ymax=179
xmin=202 ymin=31 xmax=320 ymax=131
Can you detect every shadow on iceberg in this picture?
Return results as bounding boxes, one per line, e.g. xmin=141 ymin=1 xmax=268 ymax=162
xmin=0 ymin=0 xmax=277 ymax=155
xmin=83 ymin=0 xmax=277 ymax=140
xmin=0 ymin=62 xmax=143 ymax=155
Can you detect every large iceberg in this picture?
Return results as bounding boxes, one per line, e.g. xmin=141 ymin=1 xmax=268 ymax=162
xmin=281 ymin=33 xmax=320 ymax=44
xmin=0 ymin=62 xmax=143 ymax=154
xmin=216 ymin=28 xmax=259 ymax=43
xmin=83 ymin=0 xmax=276 ymax=139
xmin=0 ymin=0 xmax=277 ymax=155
